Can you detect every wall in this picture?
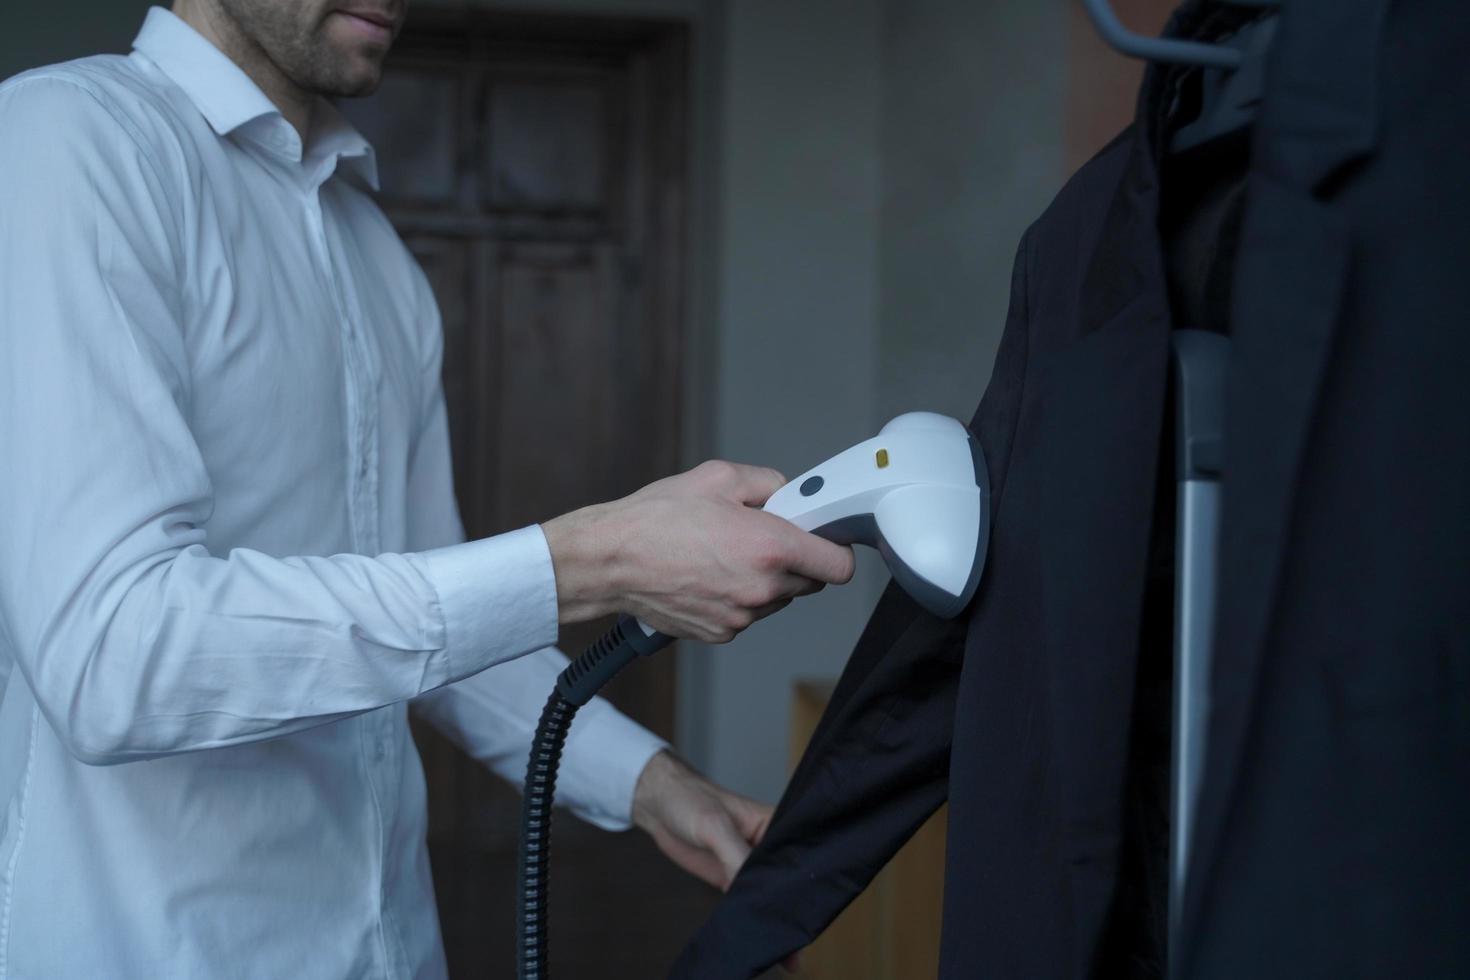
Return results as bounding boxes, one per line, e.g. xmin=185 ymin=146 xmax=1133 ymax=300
xmin=689 ymin=0 xmax=888 ymax=801
xmin=1066 ymin=0 xmax=1177 ymax=173
xmin=876 ymin=0 xmax=1069 ymax=426
xmin=1 ymin=1 xmax=150 ymax=81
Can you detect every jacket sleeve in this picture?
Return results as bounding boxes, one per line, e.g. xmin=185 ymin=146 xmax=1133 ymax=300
xmin=670 ymin=226 xmax=1034 ymax=979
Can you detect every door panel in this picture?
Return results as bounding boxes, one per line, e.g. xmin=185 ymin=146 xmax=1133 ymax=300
xmin=491 ymin=243 xmax=613 ymax=527
xmin=355 ymin=69 xmax=461 ymax=204
xmin=486 ymin=79 xmax=613 ymax=213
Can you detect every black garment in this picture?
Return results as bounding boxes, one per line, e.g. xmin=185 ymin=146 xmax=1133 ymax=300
xmin=1182 ymin=0 xmax=1470 ymax=975
xmin=672 ymin=1 xmax=1470 ymax=977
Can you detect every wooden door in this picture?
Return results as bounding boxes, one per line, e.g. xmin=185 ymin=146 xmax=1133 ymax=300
xmin=341 ymin=12 xmax=712 ymax=977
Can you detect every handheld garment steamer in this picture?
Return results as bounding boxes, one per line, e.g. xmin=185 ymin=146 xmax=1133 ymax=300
xmin=516 ymin=412 xmax=991 ymax=979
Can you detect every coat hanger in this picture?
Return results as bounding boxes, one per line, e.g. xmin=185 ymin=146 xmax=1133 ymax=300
xmin=1081 ymin=0 xmax=1279 ymax=68
xmin=1080 ymin=0 xmax=1281 ymax=151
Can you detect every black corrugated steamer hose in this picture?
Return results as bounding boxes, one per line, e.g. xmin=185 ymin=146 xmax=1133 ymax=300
xmin=517 ymin=615 xmax=671 ymax=980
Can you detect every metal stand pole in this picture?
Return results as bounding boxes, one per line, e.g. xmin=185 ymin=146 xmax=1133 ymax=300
xmin=1167 ymin=330 xmax=1229 ymax=974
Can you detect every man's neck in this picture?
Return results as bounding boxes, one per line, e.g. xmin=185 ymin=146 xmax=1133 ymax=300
xmin=171 ymin=0 xmax=313 ymax=140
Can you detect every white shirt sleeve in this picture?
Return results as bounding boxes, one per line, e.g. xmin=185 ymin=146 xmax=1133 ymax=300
xmin=401 ymin=268 xmax=667 ymax=832
xmin=0 ymin=77 xmax=560 ymax=764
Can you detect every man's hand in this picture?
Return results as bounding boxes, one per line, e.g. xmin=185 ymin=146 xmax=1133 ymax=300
xmin=633 ymin=751 xmax=805 ymax=973
xmin=632 ymin=749 xmax=772 ymax=891
xmin=542 ymin=460 xmax=856 ymax=643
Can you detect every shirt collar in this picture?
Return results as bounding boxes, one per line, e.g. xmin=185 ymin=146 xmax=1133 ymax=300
xmin=308 ymin=98 xmax=380 ymax=191
xmin=131 ymin=7 xmax=379 ymax=190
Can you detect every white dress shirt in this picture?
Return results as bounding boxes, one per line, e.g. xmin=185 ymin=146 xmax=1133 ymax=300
xmin=0 ymin=9 xmax=666 ymax=978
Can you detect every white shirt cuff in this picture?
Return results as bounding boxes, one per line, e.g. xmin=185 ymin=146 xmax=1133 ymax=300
xmin=558 ymin=697 xmax=671 ymax=831
xmin=413 ymin=525 xmax=560 ymax=681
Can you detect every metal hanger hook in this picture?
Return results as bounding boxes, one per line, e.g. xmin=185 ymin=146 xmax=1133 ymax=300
xmin=1081 ymin=0 xmax=1280 ymax=69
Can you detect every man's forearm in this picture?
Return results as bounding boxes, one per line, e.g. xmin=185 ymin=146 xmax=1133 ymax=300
xmin=413 ymin=648 xmax=669 ymax=830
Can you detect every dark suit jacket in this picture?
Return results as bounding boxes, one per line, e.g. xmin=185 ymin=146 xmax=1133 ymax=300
xmin=673 ymin=1 xmax=1470 ymax=977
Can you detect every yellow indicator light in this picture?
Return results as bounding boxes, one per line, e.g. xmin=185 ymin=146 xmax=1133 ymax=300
xmin=875 ymin=448 xmax=890 ymax=469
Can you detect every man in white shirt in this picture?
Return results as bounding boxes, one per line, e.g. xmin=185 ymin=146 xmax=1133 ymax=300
xmin=0 ymin=1 xmax=853 ymax=976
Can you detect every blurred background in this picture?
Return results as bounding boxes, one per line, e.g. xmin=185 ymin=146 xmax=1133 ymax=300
xmin=3 ymin=1 xmax=1174 ymax=975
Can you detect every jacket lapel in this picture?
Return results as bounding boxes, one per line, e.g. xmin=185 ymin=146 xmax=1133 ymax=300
xmin=1037 ymin=58 xmax=1175 ymax=969
xmin=1180 ymin=0 xmax=1389 ymax=962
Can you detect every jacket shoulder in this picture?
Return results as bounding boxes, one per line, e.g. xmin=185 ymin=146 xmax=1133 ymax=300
xmin=1028 ymin=126 xmax=1136 ymax=248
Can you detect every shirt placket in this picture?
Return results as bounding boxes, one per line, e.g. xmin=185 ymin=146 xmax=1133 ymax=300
xmin=303 ymin=192 xmax=379 ymax=556
xmin=303 ymin=174 xmax=407 ymax=978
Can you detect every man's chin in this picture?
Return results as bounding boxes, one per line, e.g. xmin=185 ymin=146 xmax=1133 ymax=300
xmin=312 ymin=21 xmax=394 ymax=95
xmin=309 ymin=57 xmax=387 ymax=99
xmin=335 ymin=68 xmax=386 ymax=99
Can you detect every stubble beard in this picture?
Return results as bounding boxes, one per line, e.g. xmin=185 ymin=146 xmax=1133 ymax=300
xmin=215 ymin=0 xmax=387 ymax=100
